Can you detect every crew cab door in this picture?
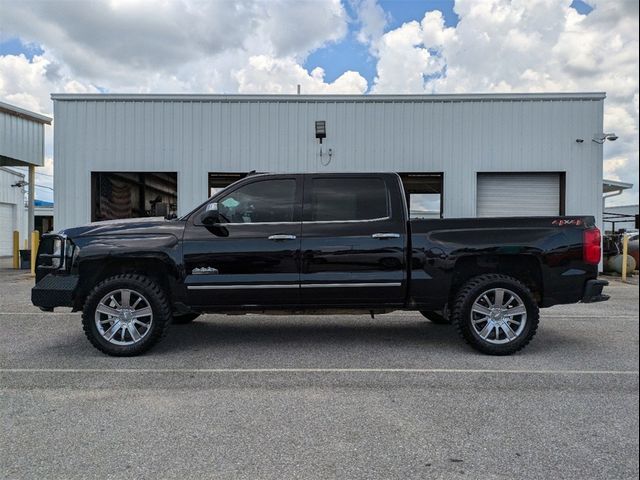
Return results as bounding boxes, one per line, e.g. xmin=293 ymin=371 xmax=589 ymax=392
xmin=300 ymin=174 xmax=407 ymax=307
xmin=182 ymin=175 xmax=302 ymax=308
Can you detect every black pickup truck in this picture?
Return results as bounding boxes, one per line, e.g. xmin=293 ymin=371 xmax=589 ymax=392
xmin=32 ymin=172 xmax=608 ymax=356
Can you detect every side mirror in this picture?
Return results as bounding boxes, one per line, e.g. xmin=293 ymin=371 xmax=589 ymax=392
xmin=199 ymin=203 xmax=221 ymax=226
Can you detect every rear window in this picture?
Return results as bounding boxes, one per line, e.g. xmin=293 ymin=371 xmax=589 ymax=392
xmin=308 ymin=178 xmax=389 ymax=221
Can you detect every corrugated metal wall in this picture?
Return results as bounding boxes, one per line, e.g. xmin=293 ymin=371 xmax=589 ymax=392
xmin=0 ymin=168 xmax=28 ymax=254
xmin=52 ymin=94 xmax=604 ymax=230
xmin=0 ymin=111 xmax=45 ymax=167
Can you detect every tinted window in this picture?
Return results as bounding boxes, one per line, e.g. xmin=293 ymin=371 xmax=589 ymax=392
xmin=309 ymin=178 xmax=389 ymax=221
xmin=217 ymin=179 xmax=296 ymax=223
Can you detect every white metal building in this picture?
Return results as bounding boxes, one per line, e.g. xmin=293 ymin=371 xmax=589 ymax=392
xmin=0 ymin=101 xmax=51 ymax=255
xmin=0 ymin=167 xmax=27 ymax=256
xmin=51 ymin=93 xmax=606 ymax=230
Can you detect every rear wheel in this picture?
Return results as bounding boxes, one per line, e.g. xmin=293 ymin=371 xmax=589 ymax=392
xmin=82 ymin=274 xmax=171 ymax=356
xmin=173 ymin=313 xmax=200 ymax=325
xmin=419 ymin=310 xmax=450 ymax=324
xmin=452 ymin=274 xmax=539 ymax=355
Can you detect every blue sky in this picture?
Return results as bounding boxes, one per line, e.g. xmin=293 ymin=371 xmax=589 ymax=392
xmin=304 ymin=0 xmax=593 ymax=86
xmin=305 ymin=0 xmax=459 ymax=84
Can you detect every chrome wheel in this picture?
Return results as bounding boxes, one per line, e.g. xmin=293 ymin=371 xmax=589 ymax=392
xmin=470 ymin=287 xmax=527 ymax=344
xmin=94 ymin=289 xmax=153 ymax=346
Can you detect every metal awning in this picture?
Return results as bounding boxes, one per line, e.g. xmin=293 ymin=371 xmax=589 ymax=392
xmin=603 ymin=179 xmax=633 ymax=195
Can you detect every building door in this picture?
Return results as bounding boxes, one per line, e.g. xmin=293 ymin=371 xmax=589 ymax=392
xmin=300 ymin=174 xmax=407 ymax=308
xmin=0 ymin=203 xmax=15 ymax=256
xmin=477 ymin=173 xmax=563 ymax=217
xmin=182 ymin=175 xmax=302 ymax=308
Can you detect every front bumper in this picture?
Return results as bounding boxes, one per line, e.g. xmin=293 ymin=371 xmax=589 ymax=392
xmin=31 ymin=274 xmax=79 ymax=311
xmin=581 ymin=279 xmax=610 ymax=303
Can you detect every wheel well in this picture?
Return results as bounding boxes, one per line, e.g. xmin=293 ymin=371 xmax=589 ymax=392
xmin=450 ymin=255 xmax=543 ymax=304
xmin=74 ymin=258 xmax=178 ymax=310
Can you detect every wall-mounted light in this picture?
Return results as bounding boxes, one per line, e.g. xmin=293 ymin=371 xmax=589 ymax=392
xmin=592 ymin=133 xmax=618 ymax=144
xmin=315 ymin=120 xmax=326 ymax=144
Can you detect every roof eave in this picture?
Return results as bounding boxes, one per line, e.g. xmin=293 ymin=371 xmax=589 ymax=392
xmin=50 ymin=92 xmax=607 ymax=102
xmin=0 ymin=101 xmax=52 ymax=124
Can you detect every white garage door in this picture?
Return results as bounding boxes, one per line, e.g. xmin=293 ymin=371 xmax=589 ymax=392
xmin=0 ymin=203 xmax=16 ymax=256
xmin=477 ymin=173 xmax=561 ymax=217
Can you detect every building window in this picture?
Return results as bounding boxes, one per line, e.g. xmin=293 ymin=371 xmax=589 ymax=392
xmin=91 ymin=172 xmax=177 ymax=221
xmin=399 ymin=173 xmax=443 ymax=219
xmin=209 ymin=172 xmax=255 ymax=197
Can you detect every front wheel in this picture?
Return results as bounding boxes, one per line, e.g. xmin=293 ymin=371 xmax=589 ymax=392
xmin=82 ymin=274 xmax=172 ymax=356
xmin=452 ymin=274 xmax=539 ymax=355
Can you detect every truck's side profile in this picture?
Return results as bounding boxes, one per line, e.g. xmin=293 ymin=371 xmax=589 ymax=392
xmin=32 ymin=173 xmax=609 ymax=356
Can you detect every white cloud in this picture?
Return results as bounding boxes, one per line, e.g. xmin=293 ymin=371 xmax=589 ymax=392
xmin=352 ymin=0 xmax=389 ymax=49
xmin=1 ymin=0 xmax=350 ymax=93
xmin=367 ymin=0 xmax=639 ymax=205
xmin=234 ymin=55 xmax=367 ymax=94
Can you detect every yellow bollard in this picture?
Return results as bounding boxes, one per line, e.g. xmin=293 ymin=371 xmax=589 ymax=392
xmin=621 ymin=233 xmax=629 ymax=283
xmin=13 ymin=231 xmax=19 ymax=269
xmin=30 ymin=231 xmax=40 ymax=276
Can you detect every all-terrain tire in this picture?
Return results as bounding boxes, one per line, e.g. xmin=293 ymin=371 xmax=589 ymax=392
xmin=419 ymin=310 xmax=451 ymax=324
xmin=172 ymin=313 xmax=201 ymax=325
xmin=82 ymin=274 xmax=171 ymax=356
xmin=451 ymin=274 xmax=539 ymax=355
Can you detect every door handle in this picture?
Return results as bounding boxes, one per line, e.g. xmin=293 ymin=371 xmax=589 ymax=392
xmin=372 ymin=233 xmax=400 ymax=239
xmin=268 ymin=234 xmax=297 ymax=241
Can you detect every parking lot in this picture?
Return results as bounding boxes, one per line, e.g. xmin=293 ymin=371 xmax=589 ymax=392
xmin=1 ymin=269 xmax=638 ymax=479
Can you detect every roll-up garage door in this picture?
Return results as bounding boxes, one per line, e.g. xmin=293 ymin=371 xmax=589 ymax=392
xmin=477 ymin=173 xmax=561 ymax=217
xmin=0 ymin=203 xmax=15 ymax=256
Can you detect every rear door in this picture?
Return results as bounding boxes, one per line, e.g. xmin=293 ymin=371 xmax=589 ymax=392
xmin=182 ymin=175 xmax=302 ymax=308
xmin=300 ymin=174 xmax=407 ymax=307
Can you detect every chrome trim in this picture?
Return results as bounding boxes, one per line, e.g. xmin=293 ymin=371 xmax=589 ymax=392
xmin=187 ymin=284 xmax=299 ymax=290
xmin=208 ymin=216 xmax=390 ymax=226
xmin=192 ymin=267 xmax=219 ymax=275
xmin=187 ymin=282 xmax=401 ymax=290
xmin=212 ymin=221 xmax=300 ymax=226
xmin=371 ymin=233 xmax=400 ymax=239
xmin=303 ymin=217 xmax=390 ymax=225
xmin=268 ymin=234 xmax=297 ymax=240
xmin=301 ymin=282 xmax=401 ymax=288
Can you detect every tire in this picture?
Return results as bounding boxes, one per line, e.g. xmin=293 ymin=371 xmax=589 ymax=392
xmin=420 ymin=310 xmax=450 ymax=324
xmin=82 ymin=274 xmax=171 ymax=356
xmin=172 ymin=313 xmax=200 ymax=325
xmin=451 ymin=274 xmax=539 ymax=355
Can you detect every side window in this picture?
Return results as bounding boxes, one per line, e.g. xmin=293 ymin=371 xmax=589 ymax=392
xmin=217 ymin=179 xmax=296 ymax=223
xmin=308 ymin=178 xmax=389 ymax=221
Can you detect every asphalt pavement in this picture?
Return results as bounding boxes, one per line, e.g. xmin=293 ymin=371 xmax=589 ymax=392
xmin=1 ymin=269 xmax=638 ymax=479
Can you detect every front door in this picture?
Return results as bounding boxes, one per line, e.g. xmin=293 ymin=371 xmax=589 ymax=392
xmin=183 ymin=175 xmax=302 ymax=308
xmin=300 ymin=174 xmax=407 ymax=308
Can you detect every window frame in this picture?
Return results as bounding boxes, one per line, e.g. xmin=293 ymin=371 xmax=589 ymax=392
xmin=302 ymin=175 xmax=393 ymax=224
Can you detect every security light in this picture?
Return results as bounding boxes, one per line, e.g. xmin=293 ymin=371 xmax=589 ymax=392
xmin=592 ymin=133 xmax=618 ymax=144
xmin=315 ymin=120 xmax=326 ymax=144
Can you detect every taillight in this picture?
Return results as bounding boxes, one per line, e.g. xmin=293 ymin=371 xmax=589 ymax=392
xmin=583 ymin=228 xmax=602 ymax=265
